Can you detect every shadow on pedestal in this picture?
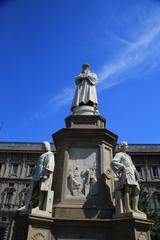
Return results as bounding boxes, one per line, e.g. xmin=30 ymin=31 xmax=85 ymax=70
xmin=11 ymin=209 xmax=53 ymax=240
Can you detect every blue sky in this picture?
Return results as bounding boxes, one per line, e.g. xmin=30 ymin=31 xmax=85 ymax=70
xmin=0 ymin=0 xmax=160 ymax=143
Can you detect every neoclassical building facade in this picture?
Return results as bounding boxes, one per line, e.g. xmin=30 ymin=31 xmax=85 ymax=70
xmin=0 ymin=142 xmax=159 ymax=239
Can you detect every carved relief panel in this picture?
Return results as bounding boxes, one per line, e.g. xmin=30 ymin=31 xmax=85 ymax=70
xmin=65 ymin=147 xmax=100 ymax=199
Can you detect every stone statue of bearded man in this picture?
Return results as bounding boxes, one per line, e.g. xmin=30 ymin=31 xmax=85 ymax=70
xmin=18 ymin=142 xmax=54 ymax=213
xmin=111 ymin=141 xmax=145 ymax=217
xmin=71 ymin=64 xmax=99 ymax=115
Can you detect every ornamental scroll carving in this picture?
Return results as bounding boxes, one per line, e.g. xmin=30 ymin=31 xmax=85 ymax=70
xmin=105 ymin=168 xmax=112 ymax=179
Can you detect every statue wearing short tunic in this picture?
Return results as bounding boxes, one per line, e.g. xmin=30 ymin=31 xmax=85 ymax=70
xmin=111 ymin=141 xmax=144 ymax=215
xmin=32 ymin=142 xmax=54 ymax=211
xmin=18 ymin=142 xmax=55 ymax=212
xmin=71 ymin=64 xmax=98 ymax=114
xmin=111 ymin=152 xmax=140 ymax=191
xmin=33 ymin=149 xmax=54 ymax=192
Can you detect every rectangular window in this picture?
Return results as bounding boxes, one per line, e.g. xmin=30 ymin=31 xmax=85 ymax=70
xmin=27 ymin=164 xmax=35 ymax=177
xmin=157 ymin=195 xmax=160 ymax=208
xmin=0 ymin=162 xmax=2 ymax=176
xmin=2 ymin=217 xmax=7 ymax=221
xmin=5 ymin=192 xmax=13 ymax=205
xmin=136 ymin=166 xmax=144 ymax=178
xmin=11 ymin=164 xmax=18 ymax=176
xmin=9 ymin=183 xmax=14 ymax=187
xmin=151 ymin=166 xmax=160 ymax=178
xmin=26 ymin=183 xmax=30 ymax=188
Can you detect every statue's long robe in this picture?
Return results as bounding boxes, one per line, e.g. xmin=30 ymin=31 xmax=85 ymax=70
xmin=71 ymin=73 xmax=98 ymax=110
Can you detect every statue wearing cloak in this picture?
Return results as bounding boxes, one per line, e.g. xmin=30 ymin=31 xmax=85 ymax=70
xmin=71 ymin=64 xmax=98 ymax=113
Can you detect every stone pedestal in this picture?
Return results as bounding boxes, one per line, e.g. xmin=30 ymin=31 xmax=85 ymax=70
xmin=52 ymin=115 xmax=118 ymax=220
xmin=12 ymin=211 xmax=153 ymax=240
xmin=52 ymin=216 xmax=153 ymax=240
xmin=111 ymin=216 xmax=153 ymax=240
xmin=12 ymin=210 xmax=53 ymax=240
xmin=72 ymin=105 xmax=98 ymax=115
xmin=113 ymin=211 xmax=147 ymax=220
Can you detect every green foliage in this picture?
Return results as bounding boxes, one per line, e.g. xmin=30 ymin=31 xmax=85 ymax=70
xmin=139 ymin=191 xmax=151 ymax=215
xmin=28 ymin=190 xmax=39 ymax=209
xmin=139 ymin=188 xmax=160 ymax=240
xmin=149 ymin=213 xmax=160 ymax=240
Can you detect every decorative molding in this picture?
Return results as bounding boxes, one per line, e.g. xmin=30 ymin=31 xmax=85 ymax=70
xmin=105 ymin=168 xmax=112 ymax=179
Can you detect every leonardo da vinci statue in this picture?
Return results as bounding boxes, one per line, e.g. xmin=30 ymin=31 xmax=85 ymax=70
xmin=71 ymin=64 xmax=99 ymax=115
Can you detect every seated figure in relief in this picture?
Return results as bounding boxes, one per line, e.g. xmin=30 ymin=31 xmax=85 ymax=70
xmin=67 ymin=166 xmax=98 ymax=198
xmin=71 ymin=64 xmax=99 ymax=114
xmin=111 ymin=141 xmax=145 ymax=215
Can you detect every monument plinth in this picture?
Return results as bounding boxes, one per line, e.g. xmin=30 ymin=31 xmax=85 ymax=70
xmin=13 ymin=210 xmax=53 ymax=240
xmin=52 ymin=114 xmax=117 ymax=220
xmin=65 ymin=114 xmax=106 ymax=128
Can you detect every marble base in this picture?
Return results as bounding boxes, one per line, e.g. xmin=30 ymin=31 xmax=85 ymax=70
xmin=73 ymin=105 xmax=99 ymax=115
xmin=31 ymin=208 xmax=52 ymax=218
xmin=113 ymin=211 xmax=147 ymax=220
xmin=65 ymin=114 xmax=106 ymax=129
xmin=12 ymin=209 xmax=53 ymax=240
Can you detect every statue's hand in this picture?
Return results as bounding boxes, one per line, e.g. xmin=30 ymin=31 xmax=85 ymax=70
xmin=75 ymin=75 xmax=83 ymax=85
xmin=43 ymin=175 xmax=48 ymax=180
xmin=117 ymin=165 xmax=125 ymax=173
xmin=78 ymin=73 xmax=84 ymax=78
xmin=135 ymin=169 xmax=140 ymax=181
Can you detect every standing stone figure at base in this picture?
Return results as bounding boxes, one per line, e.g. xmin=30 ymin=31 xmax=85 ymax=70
xmin=111 ymin=141 xmax=144 ymax=215
xmin=18 ymin=142 xmax=55 ymax=213
xmin=71 ymin=64 xmax=99 ymax=115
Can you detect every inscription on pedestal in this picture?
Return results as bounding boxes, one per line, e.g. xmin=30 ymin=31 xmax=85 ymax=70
xmin=65 ymin=147 xmax=99 ymax=199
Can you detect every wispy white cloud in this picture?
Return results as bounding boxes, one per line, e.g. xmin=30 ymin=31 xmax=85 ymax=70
xmin=53 ymin=88 xmax=74 ymax=107
xmin=98 ymin=12 xmax=160 ymax=89
xmin=113 ymin=35 xmax=133 ymax=46
xmin=27 ymin=87 xmax=74 ymax=124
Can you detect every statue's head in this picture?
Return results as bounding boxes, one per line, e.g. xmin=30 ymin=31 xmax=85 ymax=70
xmin=42 ymin=141 xmax=51 ymax=152
xmin=82 ymin=63 xmax=90 ymax=73
xmin=119 ymin=141 xmax=128 ymax=152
